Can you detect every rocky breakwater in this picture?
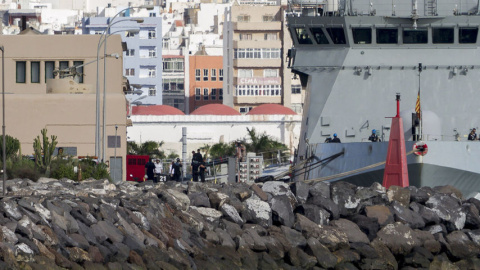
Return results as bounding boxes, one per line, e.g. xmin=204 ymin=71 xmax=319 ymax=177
xmin=0 ymin=178 xmax=480 ymax=269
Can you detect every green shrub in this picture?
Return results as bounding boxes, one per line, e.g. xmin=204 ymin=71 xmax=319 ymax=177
xmin=50 ymin=157 xmax=75 ymax=180
xmin=6 ymin=157 xmax=41 ymax=181
xmin=0 ymin=135 xmax=20 ymax=162
xmin=79 ymin=159 xmax=110 ymax=181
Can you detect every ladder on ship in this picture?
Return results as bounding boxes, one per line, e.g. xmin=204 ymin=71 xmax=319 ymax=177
xmin=424 ymin=0 xmax=437 ymax=16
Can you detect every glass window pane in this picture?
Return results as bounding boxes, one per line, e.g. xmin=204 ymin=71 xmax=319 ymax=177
xmin=310 ymin=28 xmax=329 ymax=44
xmin=31 ymin=61 xmax=40 ymax=83
xmin=403 ymin=28 xmax=428 ymax=44
xmin=326 ymin=27 xmax=346 ymax=44
xmin=459 ymin=27 xmax=478 ymax=44
xmin=16 ymin=61 xmax=26 ymax=83
xmin=377 ymin=28 xmax=398 ymax=44
xmin=432 ymin=28 xmax=454 ymax=44
xmin=73 ymin=61 xmax=83 ymax=83
xmin=45 ymin=61 xmax=55 ymax=82
xmin=295 ymin=28 xmax=313 ymax=44
xmin=352 ymin=28 xmax=372 ymax=44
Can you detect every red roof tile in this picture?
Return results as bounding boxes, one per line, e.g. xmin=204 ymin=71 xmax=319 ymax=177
xmin=132 ymin=105 xmax=185 ymax=115
xmin=191 ymin=104 xmax=241 ymax=115
xmin=247 ymin=104 xmax=297 ymax=115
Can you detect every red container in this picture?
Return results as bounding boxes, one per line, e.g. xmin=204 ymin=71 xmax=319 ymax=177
xmin=126 ymin=155 xmax=149 ymax=182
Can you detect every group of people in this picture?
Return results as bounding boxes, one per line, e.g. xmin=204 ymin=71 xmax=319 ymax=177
xmin=144 ymin=149 xmax=207 ymax=183
xmin=325 ymin=129 xmax=381 ymax=143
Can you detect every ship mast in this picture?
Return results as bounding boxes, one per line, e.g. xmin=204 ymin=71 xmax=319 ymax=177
xmin=418 ymin=63 xmax=423 ymax=141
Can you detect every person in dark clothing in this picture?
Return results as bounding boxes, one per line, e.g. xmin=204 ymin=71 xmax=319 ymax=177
xmin=144 ymin=158 xmax=156 ymax=182
xmin=199 ymin=159 xmax=206 ymax=182
xmin=368 ymin=129 xmax=381 ymax=142
xmin=172 ymin=158 xmax=183 ymax=181
xmin=191 ymin=159 xmax=200 ymax=182
xmin=331 ymin=133 xmax=341 ymax=143
xmin=468 ymin=128 xmax=477 ymax=141
xmin=324 ymin=137 xmax=332 ymax=143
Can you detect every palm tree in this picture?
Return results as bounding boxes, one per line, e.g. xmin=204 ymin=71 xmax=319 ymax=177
xmin=199 ymin=144 xmax=211 ymax=159
xmin=244 ymin=127 xmax=288 ymax=164
xmin=209 ymin=142 xmax=236 ymax=160
xmin=127 ymin=141 xmax=165 ymax=159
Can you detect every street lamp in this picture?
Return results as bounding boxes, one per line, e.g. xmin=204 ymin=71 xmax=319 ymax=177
xmin=95 ymin=6 xmax=152 ymax=161
xmin=0 ymin=46 xmax=5 ymax=196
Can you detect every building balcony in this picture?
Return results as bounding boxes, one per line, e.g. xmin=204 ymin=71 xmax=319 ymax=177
xmin=233 ymin=21 xmax=281 ymax=31
xmin=234 ymin=96 xmax=281 ymax=104
xmin=234 ymin=40 xmax=282 ymax=48
xmin=234 ymin=58 xmax=282 ymax=68
xmin=162 ymin=91 xmax=184 ymax=96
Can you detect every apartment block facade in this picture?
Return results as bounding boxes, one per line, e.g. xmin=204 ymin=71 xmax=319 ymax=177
xmin=223 ymin=4 xmax=304 ymax=114
xmin=82 ymin=13 xmax=163 ymax=105
xmin=188 ymin=54 xmax=224 ymax=112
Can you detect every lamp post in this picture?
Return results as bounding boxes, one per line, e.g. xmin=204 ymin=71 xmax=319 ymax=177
xmin=0 ymin=46 xmax=4 ymax=196
xmin=113 ymin=124 xmax=118 ymax=183
xmin=95 ymin=7 xmax=151 ymax=161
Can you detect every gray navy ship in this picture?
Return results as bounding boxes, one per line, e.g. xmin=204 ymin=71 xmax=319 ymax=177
xmin=287 ymin=0 xmax=480 ymax=197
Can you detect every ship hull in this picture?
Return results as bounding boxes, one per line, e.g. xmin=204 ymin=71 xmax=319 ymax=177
xmin=302 ymin=141 xmax=480 ymax=198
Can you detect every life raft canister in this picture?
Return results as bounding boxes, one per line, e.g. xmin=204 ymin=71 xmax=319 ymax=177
xmin=413 ymin=141 xmax=428 ymax=156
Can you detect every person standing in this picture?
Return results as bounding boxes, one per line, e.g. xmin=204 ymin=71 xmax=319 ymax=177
xmin=172 ymin=158 xmax=183 ymax=181
xmin=144 ymin=157 xmax=156 ymax=182
xmin=154 ymin=159 xmax=163 ymax=182
xmin=199 ymin=159 xmax=206 ymax=182
xmin=331 ymin=133 xmax=341 ymax=143
xmin=368 ymin=129 xmax=381 ymax=142
xmin=191 ymin=157 xmax=200 ymax=182
xmin=468 ymin=128 xmax=477 ymax=141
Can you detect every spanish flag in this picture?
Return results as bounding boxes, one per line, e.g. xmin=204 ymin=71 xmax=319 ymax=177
xmin=415 ymin=90 xmax=421 ymax=120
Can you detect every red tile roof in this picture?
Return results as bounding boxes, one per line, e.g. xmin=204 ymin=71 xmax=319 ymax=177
xmin=247 ymin=104 xmax=297 ymax=115
xmin=191 ymin=104 xmax=241 ymax=115
xmin=132 ymin=105 xmax=185 ymax=115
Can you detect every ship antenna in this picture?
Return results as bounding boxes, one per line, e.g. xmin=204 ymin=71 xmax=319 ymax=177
xmin=418 ymin=63 xmax=423 ymax=140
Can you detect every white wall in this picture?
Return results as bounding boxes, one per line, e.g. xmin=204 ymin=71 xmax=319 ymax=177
xmin=128 ymin=114 xmax=302 ymax=157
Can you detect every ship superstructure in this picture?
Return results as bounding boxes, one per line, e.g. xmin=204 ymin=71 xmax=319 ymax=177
xmin=287 ymin=0 xmax=480 ymax=197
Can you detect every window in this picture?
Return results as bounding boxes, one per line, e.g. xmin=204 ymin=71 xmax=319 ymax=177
xmin=149 ymin=12 xmax=156 ymax=17
xmin=263 ymin=15 xmax=275 ymax=22
xmin=94 ymin=30 xmax=103 ymax=35
xmin=459 ymin=27 xmax=478 ymax=44
xmin=203 ymin=88 xmax=209 ymax=100
xmin=73 ymin=61 xmax=84 ymax=83
xmin=234 ymin=48 xmax=281 ymax=59
xmin=292 ymin=84 xmax=301 ymax=94
xmin=16 ymin=61 xmax=26 ymax=83
xmin=237 ymin=15 xmax=250 ymax=22
xmin=149 ymin=48 xmax=156 ymax=58
xmin=107 ymin=136 xmax=121 ymax=148
xmin=326 ymin=27 xmax=346 ymax=44
xmin=59 ymin=61 xmax=69 ymax=78
xmin=377 ymin=28 xmax=398 ymax=44
xmin=162 ymin=38 xmax=169 ymax=50
xmin=352 ymin=28 xmax=372 ymax=44
xmin=31 ymin=61 xmax=40 ymax=83
xmin=162 ymin=58 xmax=184 ymax=72
xmin=195 ymin=69 xmax=201 ymax=81
xmin=238 ymin=69 xmax=253 ymax=78
xmin=195 ymin=88 xmax=201 ymax=100
xmin=264 ymin=33 xmax=277 ymax=40
xmin=211 ymin=88 xmax=217 ymax=100
xmin=433 ymin=28 xmax=454 ymax=44
xmin=403 ymin=28 xmax=428 ymax=44
xmin=295 ymin=27 xmax=313 ymax=44
xmin=45 ymin=61 xmax=55 ymax=82
xmin=264 ymin=69 xmax=278 ymax=77
xmin=125 ymin=68 xmax=135 ymax=76
xmin=163 ymin=78 xmax=184 ymax=91
xmin=219 ymin=89 xmax=223 ymax=100
xmin=148 ymin=30 xmax=156 ymax=39
xmin=126 ymin=31 xmax=136 ymax=37
xmin=203 ymin=69 xmax=208 ymax=81
xmin=239 ymin=107 xmax=251 ymax=113
xmin=310 ymin=28 xmax=329 ymax=44
xmin=219 ymin=69 xmax=223 ymax=81
xmin=240 ymin=33 xmax=252 ymax=40
xmin=211 ymin=69 xmax=216 ymax=81
xmin=235 ymin=85 xmax=282 ymax=96
xmin=148 ymin=67 xmax=156 ymax=77
xmin=126 ymin=49 xmax=135 ymax=56
xmin=148 ymin=86 xmax=156 ymax=96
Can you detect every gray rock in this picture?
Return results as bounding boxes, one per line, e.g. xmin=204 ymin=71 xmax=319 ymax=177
xmin=220 ymin=203 xmax=244 ymax=225
xmin=309 ymin=181 xmax=330 ymax=199
xmin=446 ymin=230 xmax=480 ymax=259
xmin=0 ymin=200 xmax=22 ymax=220
xmin=365 ymin=205 xmax=394 ymax=227
xmin=391 ymin=201 xmax=425 ymax=229
xmin=306 ymin=195 xmax=340 ymax=220
xmin=208 ymin=192 xmax=230 ymax=209
xmin=331 ymin=218 xmax=370 ymax=244
xmin=243 ymin=198 xmax=272 ymax=228
xmin=426 ymin=193 xmax=466 ymax=231
xmin=188 ymin=192 xmax=211 ymax=208
xmin=281 ymin=225 xmax=307 ymax=248
xmin=387 ymin=186 xmax=411 ymax=207
xmin=214 ymin=228 xmax=236 ymax=248
xmin=375 ymin=222 xmax=421 ymax=256
xmin=291 ymin=180 xmax=310 ymax=204
xmin=270 ymin=195 xmax=295 ymax=228
xmin=305 ymin=237 xmax=337 ymax=269
xmin=297 ymin=204 xmax=330 ymax=225
xmin=331 ymin=181 xmax=360 ymax=216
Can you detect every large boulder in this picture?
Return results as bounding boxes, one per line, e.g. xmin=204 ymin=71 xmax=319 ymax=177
xmin=270 ymin=195 xmax=295 ymax=228
xmin=425 ymin=194 xmax=466 ymax=231
xmin=330 ymin=218 xmax=370 ymax=244
xmin=243 ymin=198 xmax=272 ymax=228
xmin=375 ymin=222 xmax=421 ymax=256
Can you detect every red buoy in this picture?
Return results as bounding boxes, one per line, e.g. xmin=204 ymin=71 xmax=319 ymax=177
xmin=383 ymin=94 xmax=410 ymax=188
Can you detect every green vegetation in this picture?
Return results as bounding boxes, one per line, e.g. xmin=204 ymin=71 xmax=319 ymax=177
xmin=33 ymin=128 xmax=58 ymax=176
xmin=0 ymin=135 xmax=20 ymax=162
xmin=127 ymin=141 xmax=165 ymax=158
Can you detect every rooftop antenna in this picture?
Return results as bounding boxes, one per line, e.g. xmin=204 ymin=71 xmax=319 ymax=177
xmin=412 ymin=0 xmax=418 ymax=29
xmin=392 ymin=0 xmax=396 ymax=16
